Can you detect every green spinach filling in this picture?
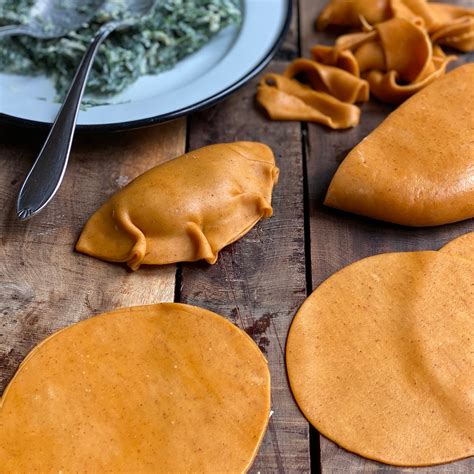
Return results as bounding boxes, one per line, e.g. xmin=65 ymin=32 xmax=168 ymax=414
xmin=0 ymin=0 xmax=242 ymax=98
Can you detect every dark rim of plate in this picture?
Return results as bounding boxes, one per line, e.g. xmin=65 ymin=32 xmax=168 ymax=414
xmin=0 ymin=1 xmax=292 ymax=133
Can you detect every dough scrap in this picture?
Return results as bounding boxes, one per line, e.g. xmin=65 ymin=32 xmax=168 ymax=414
xmin=364 ymin=44 xmax=454 ymax=103
xmin=257 ymin=0 xmax=472 ymax=128
xmin=439 ymin=231 xmax=474 ymax=262
xmin=324 ymin=63 xmax=474 ymax=226
xmin=0 ymin=303 xmax=271 ymax=473
xmin=338 ymin=18 xmax=456 ymax=103
xmin=317 ymin=0 xmax=391 ymax=29
xmin=429 ymin=3 xmax=474 ymax=52
xmin=284 ymin=59 xmax=369 ymax=103
xmin=257 ymin=60 xmax=368 ymax=129
xmin=256 ymin=73 xmax=361 ymax=129
xmin=286 ymin=251 xmax=474 ymax=466
xmin=76 ymin=142 xmax=279 ymax=270
xmin=317 ymin=0 xmax=474 ymax=52
xmin=311 ymin=45 xmax=360 ymax=76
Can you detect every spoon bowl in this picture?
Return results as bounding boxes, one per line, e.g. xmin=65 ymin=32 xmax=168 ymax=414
xmin=0 ymin=0 xmax=104 ymax=39
xmin=102 ymin=0 xmax=156 ymax=18
xmin=96 ymin=0 xmax=157 ymax=32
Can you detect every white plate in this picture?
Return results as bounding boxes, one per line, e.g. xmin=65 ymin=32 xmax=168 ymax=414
xmin=0 ymin=0 xmax=291 ymax=131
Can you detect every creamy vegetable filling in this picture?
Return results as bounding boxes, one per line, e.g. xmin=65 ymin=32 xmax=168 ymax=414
xmin=0 ymin=0 xmax=241 ymax=98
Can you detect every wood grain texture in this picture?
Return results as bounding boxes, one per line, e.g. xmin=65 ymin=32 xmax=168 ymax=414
xmin=0 ymin=121 xmax=185 ymax=393
xmin=275 ymin=0 xmax=299 ymax=61
xmin=180 ymin=61 xmax=310 ymax=472
xmin=300 ymin=0 xmax=474 ymax=472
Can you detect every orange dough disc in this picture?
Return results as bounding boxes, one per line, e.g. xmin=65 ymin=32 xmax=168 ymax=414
xmin=76 ymin=142 xmax=279 ymax=270
xmin=0 ymin=303 xmax=271 ymax=473
xmin=286 ymin=251 xmax=474 ymax=466
xmin=439 ymin=231 xmax=474 ymax=262
xmin=324 ymin=64 xmax=474 ymax=226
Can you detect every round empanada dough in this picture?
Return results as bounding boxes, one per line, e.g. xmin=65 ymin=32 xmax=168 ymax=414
xmin=439 ymin=231 xmax=474 ymax=262
xmin=0 ymin=303 xmax=270 ymax=473
xmin=286 ymin=251 xmax=474 ymax=466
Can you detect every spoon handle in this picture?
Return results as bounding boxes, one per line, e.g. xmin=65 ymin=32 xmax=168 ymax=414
xmin=16 ymin=27 xmax=113 ymax=220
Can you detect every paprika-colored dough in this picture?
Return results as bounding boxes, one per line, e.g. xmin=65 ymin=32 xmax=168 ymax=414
xmin=76 ymin=142 xmax=279 ymax=270
xmin=439 ymin=231 xmax=474 ymax=261
xmin=261 ymin=0 xmax=473 ymax=129
xmin=0 ymin=303 xmax=271 ymax=473
xmin=286 ymin=251 xmax=474 ymax=466
xmin=324 ymin=64 xmax=474 ymax=226
xmin=257 ymin=73 xmax=361 ymax=129
xmin=317 ymin=0 xmax=474 ymax=52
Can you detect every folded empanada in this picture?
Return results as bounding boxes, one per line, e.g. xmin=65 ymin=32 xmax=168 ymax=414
xmin=324 ymin=64 xmax=474 ymax=226
xmin=76 ymin=142 xmax=279 ymax=270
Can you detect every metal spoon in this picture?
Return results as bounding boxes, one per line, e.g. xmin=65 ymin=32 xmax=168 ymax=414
xmin=16 ymin=0 xmax=157 ymax=220
xmin=0 ymin=0 xmax=104 ymax=39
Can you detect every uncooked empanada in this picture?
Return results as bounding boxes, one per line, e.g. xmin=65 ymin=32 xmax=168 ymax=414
xmin=76 ymin=142 xmax=279 ymax=270
xmin=324 ymin=64 xmax=474 ymax=227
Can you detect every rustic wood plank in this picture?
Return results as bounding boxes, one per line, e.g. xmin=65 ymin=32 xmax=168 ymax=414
xmin=0 ymin=121 xmax=186 ymax=392
xmin=319 ymin=441 xmax=474 ymax=474
xmin=300 ymin=0 xmax=474 ymax=472
xmin=275 ymin=0 xmax=300 ymax=61
xmin=180 ymin=60 xmax=310 ymax=471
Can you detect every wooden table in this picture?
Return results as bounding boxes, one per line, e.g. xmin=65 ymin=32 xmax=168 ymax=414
xmin=1 ymin=0 xmax=473 ymax=472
